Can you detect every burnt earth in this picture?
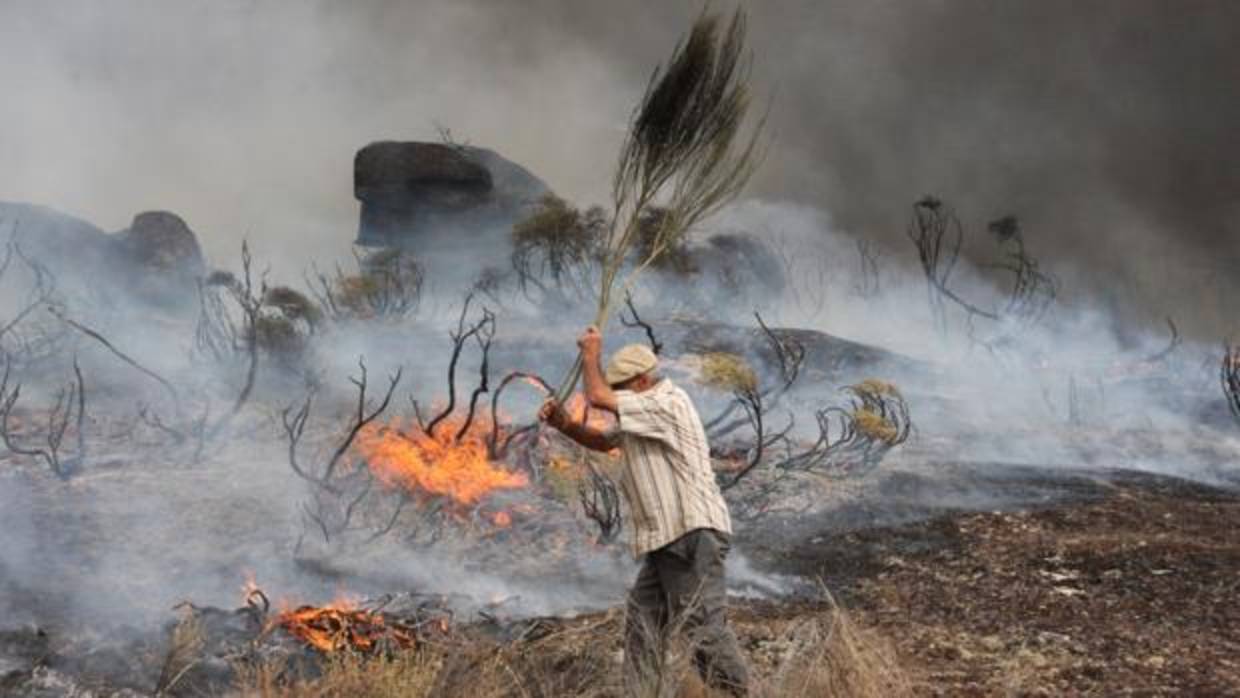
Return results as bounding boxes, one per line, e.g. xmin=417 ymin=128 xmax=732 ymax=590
xmin=791 ymin=470 xmax=1240 ymax=695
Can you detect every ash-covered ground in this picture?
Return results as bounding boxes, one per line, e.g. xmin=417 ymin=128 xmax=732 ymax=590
xmin=1 ymin=184 xmax=1238 ymax=697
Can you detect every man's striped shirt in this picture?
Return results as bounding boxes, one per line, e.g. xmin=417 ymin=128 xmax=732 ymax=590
xmin=612 ymin=378 xmax=732 ymax=557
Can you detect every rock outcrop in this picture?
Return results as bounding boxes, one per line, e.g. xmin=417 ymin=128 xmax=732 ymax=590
xmin=353 ymin=142 xmax=549 ymax=270
xmin=112 ymin=211 xmax=206 ymax=280
xmin=0 ymin=202 xmax=206 ymax=308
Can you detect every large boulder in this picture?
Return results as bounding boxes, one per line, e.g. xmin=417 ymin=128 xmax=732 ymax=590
xmin=353 ymin=142 xmax=549 ymax=268
xmin=112 ymin=211 xmax=206 ymax=279
xmin=0 ymin=202 xmax=206 ymax=309
xmin=108 ymin=211 xmax=207 ymax=308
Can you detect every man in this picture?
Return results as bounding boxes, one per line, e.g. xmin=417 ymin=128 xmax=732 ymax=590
xmin=539 ymin=326 xmax=750 ymax=695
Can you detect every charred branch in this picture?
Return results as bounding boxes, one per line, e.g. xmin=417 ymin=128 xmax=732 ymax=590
xmin=424 ymin=295 xmax=492 ymax=439
xmin=0 ymin=354 xmax=88 ymax=478
xmin=284 ymin=358 xmax=403 ymax=545
xmin=774 ymin=381 xmax=911 ymax=479
xmin=754 ymin=311 xmax=804 ymax=389
xmin=1145 ymin=317 xmax=1182 ymax=364
xmin=488 ymin=371 xmax=551 ymax=460
xmin=619 ymin=290 xmax=663 ymax=355
xmin=985 ymin=216 xmax=1058 ymax=332
xmin=0 ymin=237 xmax=62 ymax=366
xmin=907 ymin=200 xmax=1058 ymax=344
xmin=1221 ymin=343 xmax=1240 ymax=424
xmin=0 ymin=238 xmax=56 ymax=346
xmin=282 ymin=357 xmax=402 ymax=493
xmin=907 ymin=197 xmax=995 ymax=330
xmin=578 ymin=459 xmax=623 ymax=544
xmin=455 ymin=308 xmax=496 ymax=444
xmin=363 ymin=494 xmax=411 ymax=545
xmin=719 ymin=386 xmax=795 ymax=491
xmin=705 ymin=312 xmax=805 ymax=441
xmin=222 ymin=241 xmax=262 ymax=429
xmin=852 ymin=238 xmax=882 ymax=299
xmin=721 ymin=381 xmax=910 ymax=518
xmin=50 ymin=307 xmax=180 ymax=409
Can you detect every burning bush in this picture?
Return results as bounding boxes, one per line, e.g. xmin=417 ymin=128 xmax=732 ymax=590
xmin=354 ymin=417 xmax=528 ymax=508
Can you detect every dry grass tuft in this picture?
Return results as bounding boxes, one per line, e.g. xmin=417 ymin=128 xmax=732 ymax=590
xmin=229 ymin=597 xmax=912 ymax=698
xmin=852 ymin=407 xmax=900 ymax=443
xmin=155 ymin=609 xmax=205 ymax=695
xmin=235 ymin=650 xmax=443 ymax=698
xmin=699 ymin=352 xmax=758 ymax=394
xmin=765 ymin=602 xmax=912 ymax=698
xmin=853 ymin=378 xmax=898 ymax=397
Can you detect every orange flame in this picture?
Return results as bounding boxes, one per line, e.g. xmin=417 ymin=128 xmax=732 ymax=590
xmin=246 ymin=577 xmax=414 ymax=654
xmin=353 ymin=413 xmax=528 ymax=506
xmin=274 ymin=602 xmax=410 ymax=653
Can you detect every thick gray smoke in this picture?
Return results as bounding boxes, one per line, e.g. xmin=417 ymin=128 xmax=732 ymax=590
xmin=2 ymin=1 xmax=1237 ymax=336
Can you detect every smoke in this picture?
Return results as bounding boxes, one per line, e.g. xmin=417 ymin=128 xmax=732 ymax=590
xmin=3 ymin=1 xmax=1238 ymax=335
xmin=1 ymin=1 xmax=1238 ymax=664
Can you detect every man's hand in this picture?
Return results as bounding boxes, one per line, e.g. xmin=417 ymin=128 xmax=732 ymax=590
xmin=577 ymin=325 xmax=603 ymax=358
xmin=539 ymin=398 xmax=569 ymax=430
xmin=539 ymin=397 xmax=617 ymax=453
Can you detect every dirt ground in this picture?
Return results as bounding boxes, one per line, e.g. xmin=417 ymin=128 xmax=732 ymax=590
xmin=766 ymin=469 xmax=1240 ymax=695
xmin=3 ymin=440 xmax=1238 ymax=696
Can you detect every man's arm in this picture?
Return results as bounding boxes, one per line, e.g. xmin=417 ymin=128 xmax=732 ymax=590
xmin=539 ymin=399 xmax=618 ymax=453
xmin=578 ymin=326 xmax=618 ymax=413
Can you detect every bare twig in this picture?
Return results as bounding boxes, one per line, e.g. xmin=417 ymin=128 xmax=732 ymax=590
xmin=705 ymin=313 xmax=805 ymax=441
xmin=619 ymin=291 xmax=663 ymax=355
xmin=425 ymin=295 xmax=492 ymax=438
xmin=0 ymin=354 xmax=87 ymax=478
xmin=1221 ymin=343 xmax=1240 ymax=424
xmin=50 ymin=307 xmax=180 ymax=409
xmin=455 ymin=308 xmax=496 ymax=443
xmin=907 ymin=200 xmax=1057 ymax=345
xmin=720 ymin=387 xmax=795 ymax=491
xmin=488 ymin=371 xmax=551 ymax=459
xmin=218 ymin=241 xmax=262 ymax=432
xmin=852 ymin=238 xmax=881 ymax=299
xmin=283 ymin=357 xmax=402 ymax=491
xmin=1145 ymin=317 xmax=1182 ymax=364
xmin=579 ymin=459 xmax=623 ymax=544
xmin=754 ymin=311 xmax=804 ymax=389
xmin=0 ymin=239 xmax=57 ymax=347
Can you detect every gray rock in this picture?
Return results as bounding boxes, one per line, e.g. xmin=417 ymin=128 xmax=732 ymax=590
xmin=353 ymin=142 xmax=549 ymax=272
xmin=113 ymin=211 xmax=206 ymax=280
xmin=0 ymin=202 xmax=206 ymax=309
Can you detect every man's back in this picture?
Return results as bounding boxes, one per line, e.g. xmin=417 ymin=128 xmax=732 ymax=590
xmin=614 ymin=378 xmax=732 ymax=557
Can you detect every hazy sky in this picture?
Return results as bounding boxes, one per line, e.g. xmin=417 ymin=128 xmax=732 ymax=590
xmin=1 ymin=0 xmax=1237 ymax=326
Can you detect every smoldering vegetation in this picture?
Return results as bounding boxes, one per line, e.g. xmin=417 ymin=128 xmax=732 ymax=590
xmin=2 ymin=166 xmax=1238 ymax=693
xmin=0 ymin=3 xmax=1237 ymax=695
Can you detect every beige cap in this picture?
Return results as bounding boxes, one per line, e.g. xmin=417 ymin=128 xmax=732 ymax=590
xmin=605 ymin=344 xmax=659 ymax=386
